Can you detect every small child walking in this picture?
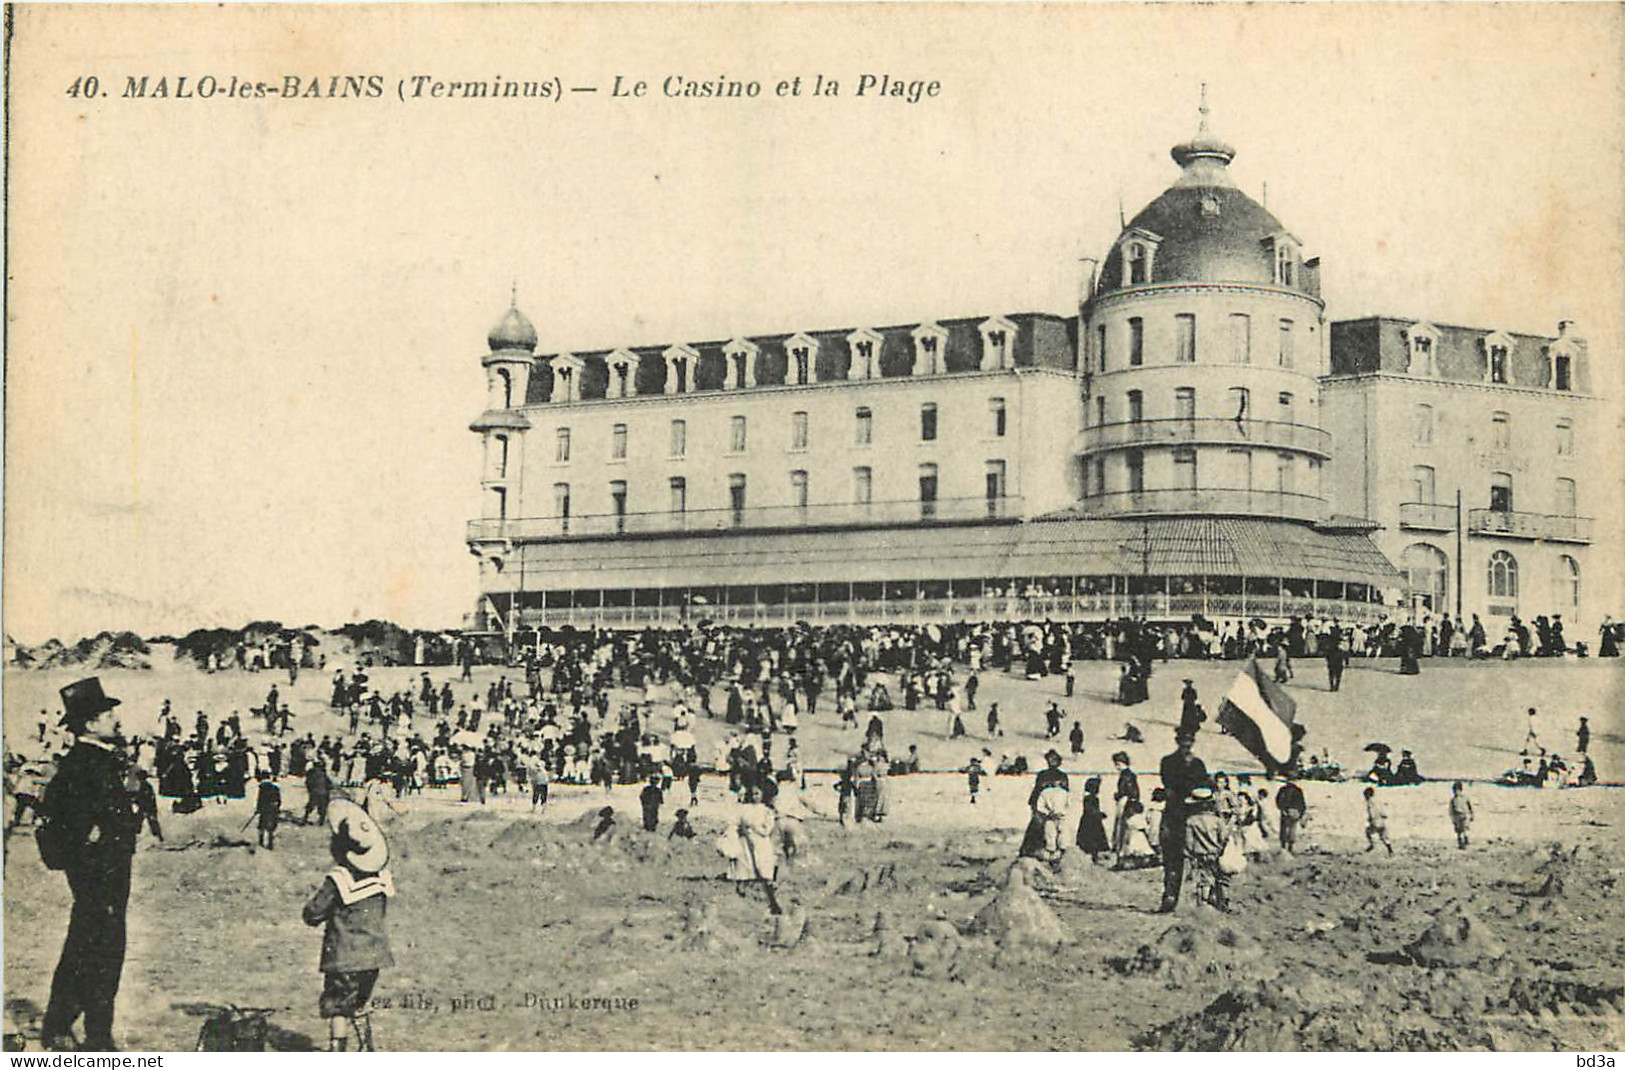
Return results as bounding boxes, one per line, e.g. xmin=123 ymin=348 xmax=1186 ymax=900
xmin=1363 ymin=786 xmax=1393 ymax=855
xmin=965 ymin=757 xmax=984 ymax=804
xmin=303 ymin=799 xmax=395 ymax=1051
xmin=1448 ymin=780 xmax=1474 ymax=849
xmin=253 ymin=772 xmax=281 ymax=850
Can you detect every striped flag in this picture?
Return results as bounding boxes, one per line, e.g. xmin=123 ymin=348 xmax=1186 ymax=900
xmin=1216 ymin=657 xmax=1298 ymax=771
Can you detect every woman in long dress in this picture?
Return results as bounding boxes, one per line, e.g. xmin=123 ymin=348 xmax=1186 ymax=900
xmin=727 ymin=802 xmax=782 ymax=913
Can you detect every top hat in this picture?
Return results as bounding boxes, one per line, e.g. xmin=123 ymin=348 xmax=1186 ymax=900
xmin=326 ymin=798 xmax=389 ymax=874
xmin=59 ymin=677 xmax=121 ymax=730
xmin=1174 ymin=727 xmax=1197 ymax=743
xmin=1044 ymin=748 xmax=1063 ymax=764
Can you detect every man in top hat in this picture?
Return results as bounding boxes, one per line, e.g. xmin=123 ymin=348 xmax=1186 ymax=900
xmin=1157 ymin=727 xmax=1209 ymax=913
xmin=40 ymin=677 xmax=145 ymax=1051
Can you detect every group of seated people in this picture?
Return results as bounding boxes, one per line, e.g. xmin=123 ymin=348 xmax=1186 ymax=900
xmin=1364 ymin=747 xmax=1424 ymax=786
xmin=1498 ymin=752 xmax=1597 ymax=788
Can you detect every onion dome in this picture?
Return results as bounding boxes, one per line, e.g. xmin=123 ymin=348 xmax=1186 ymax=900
xmin=488 ymin=301 xmax=538 ymax=354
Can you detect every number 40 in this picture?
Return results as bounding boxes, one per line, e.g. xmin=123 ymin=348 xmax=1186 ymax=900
xmin=66 ymin=76 xmax=101 ymax=98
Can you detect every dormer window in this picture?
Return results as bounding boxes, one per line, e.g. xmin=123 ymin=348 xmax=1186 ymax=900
xmin=606 ymin=349 xmax=641 ymax=400
xmin=846 ymin=327 xmax=883 ymax=380
xmin=1405 ymin=323 xmax=1439 ymax=377
xmin=1116 ymin=228 xmax=1161 ymax=287
xmin=1548 ymin=321 xmax=1580 ymax=392
xmin=1482 ymin=331 xmax=1513 ymax=385
xmin=786 ymin=332 xmax=820 ymax=385
xmin=662 ymin=343 xmax=697 ymax=395
xmin=1264 ymin=233 xmax=1301 ymax=288
xmin=912 ymin=322 xmax=948 ymax=376
xmin=725 ymin=338 xmax=760 ymax=390
xmin=978 ymin=316 xmax=1017 ymax=371
xmin=551 ymin=354 xmax=584 ymax=403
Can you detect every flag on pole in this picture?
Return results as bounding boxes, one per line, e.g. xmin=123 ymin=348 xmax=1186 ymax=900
xmin=1216 ymin=658 xmax=1298 ymax=771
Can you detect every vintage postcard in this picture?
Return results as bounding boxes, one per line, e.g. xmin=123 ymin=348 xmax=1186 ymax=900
xmin=3 ymin=2 xmax=1622 ymax=1055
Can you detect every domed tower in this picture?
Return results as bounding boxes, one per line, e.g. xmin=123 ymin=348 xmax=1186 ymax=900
xmin=470 ymin=296 xmax=536 ymax=529
xmin=1078 ymin=96 xmax=1330 ymax=522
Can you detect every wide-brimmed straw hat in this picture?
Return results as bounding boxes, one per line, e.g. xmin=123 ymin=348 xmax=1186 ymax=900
xmin=326 ymin=798 xmax=389 ymax=874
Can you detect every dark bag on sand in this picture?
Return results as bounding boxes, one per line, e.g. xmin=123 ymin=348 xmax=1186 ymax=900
xmin=195 ymin=1007 xmax=272 ymax=1052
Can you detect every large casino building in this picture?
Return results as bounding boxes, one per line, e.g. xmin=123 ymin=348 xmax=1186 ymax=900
xmin=464 ymin=109 xmax=1602 ymax=635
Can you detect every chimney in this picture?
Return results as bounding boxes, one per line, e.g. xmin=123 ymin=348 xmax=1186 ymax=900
xmin=1558 ymin=319 xmax=1576 ymax=338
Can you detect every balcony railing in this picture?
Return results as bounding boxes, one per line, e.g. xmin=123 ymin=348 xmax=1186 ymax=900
xmin=1078 ymin=418 xmax=1332 ymax=458
xmin=1398 ymin=502 xmax=1456 ymax=531
xmin=1073 ymin=487 xmax=1326 ymax=522
xmin=468 ymin=494 xmax=1024 ymax=543
xmin=1467 ymin=509 xmax=1592 ymax=544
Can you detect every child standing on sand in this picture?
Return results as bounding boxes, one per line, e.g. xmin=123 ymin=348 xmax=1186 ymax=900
xmin=1363 ymin=786 xmax=1393 ymax=855
xmin=1448 ymin=780 xmax=1474 ymax=849
xmin=965 ymin=757 xmax=984 ymax=804
xmin=303 ymin=799 xmax=394 ymax=1051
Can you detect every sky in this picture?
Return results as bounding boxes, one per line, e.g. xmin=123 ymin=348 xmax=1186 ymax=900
xmin=4 ymin=3 xmax=1623 ymax=643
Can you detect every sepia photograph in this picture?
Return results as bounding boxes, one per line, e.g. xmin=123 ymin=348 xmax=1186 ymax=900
xmin=3 ymin=2 xmax=1623 ymax=1054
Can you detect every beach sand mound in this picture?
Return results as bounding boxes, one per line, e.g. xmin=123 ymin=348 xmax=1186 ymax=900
xmin=910 ymin=919 xmax=964 ymax=981
xmin=1403 ymin=901 xmax=1506 ymax=968
xmin=1111 ymin=920 xmax=1265 ymax=982
xmin=969 ymin=858 xmax=1071 ymax=950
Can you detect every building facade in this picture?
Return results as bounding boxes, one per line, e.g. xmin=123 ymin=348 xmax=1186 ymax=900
xmin=1321 ymin=316 xmax=1599 ymax=631
xmin=463 ymin=109 xmax=1607 ymax=634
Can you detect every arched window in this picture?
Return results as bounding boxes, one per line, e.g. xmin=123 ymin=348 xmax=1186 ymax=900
xmin=1487 ymin=550 xmax=1518 ymax=600
xmin=496 ymin=368 xmax=513 ymax=409
xmin=1557 ymin=555 xmax=1580 ymax=611
xmin=1402 ymin=543 xmax=1449 ymax=613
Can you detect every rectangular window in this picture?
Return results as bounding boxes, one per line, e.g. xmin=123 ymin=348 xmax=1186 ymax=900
xmin=989 ymin=397 xmax=1007 ymax=438
xmin=1276 ymin=453 xmax=1295 ymax=496
xmin=1173 ymin=447 xmax=1197 ymax=491
xmin=611 ymin=423 xmax=628 ymax=460
xmin=1490 ymin=472 xmax=1513 ymax=512
xmin=1415 ymin=404 xmax=1434 ymax=446
xmin=855 ymin=406 xmax=873 ymax=446
xmin=1095 ymin=395 xmax=1107 ymax=427
xmin=669 ymin=476 xmax=686 ymax=515
xmin=730 ymin=415 xmax=747 ymax=453
xmin=1229 ymin=313 xmax=1251 ymax=364
xmin=1091 ymin=457 xmax=1106 ymax=498
xmin=1129 ymin=318 xmax=1144 ymax=366
xmin=1175 ymin=314 xmax=1196 ymax=363
xmin=853 ymin=466 xmax=872 ymax=505
xmin=1175 ymin=386 xmax=1196 ymax=422
xmin=1555 ymin=477 xmax=1576 ymax=517
xmin=1491 ymin=411 xmax=1511 ymax=450
xmin=1278 ymin=320 xmax=1294 ymax=367
xmin=729 ymin=473 xmax=747 ymax=524
xmin=555 ymin=427 xmax=571 ymax=463
xmin=1489 ymin=346 xmax=1508 ymax=384
xmin=790 ymin=411 xmax=809 ymax=451
xmin=1127 ymin=390 xmax=1144 ymax=423
xmin=920 ymin=403 xmax=938 ymax=442
xmin=791 ymin=470 xmax=809 ymax=510
xmin=1229 ymin=449 xmax=1254 ymax=493
xmin=1277 ymin=391 xmax=1295 ymax=423
xmin=1096 ymin=324 xmax=1108 ymax=371
xmin=985 ymin=460 xmax=1006 ymax=517
xmin=1126 ymin=450 xmax=1145 ymax=495
xmin=553 ymin=482 xmax=571 ymax=521
xmin=492 ymin=435 xmax=509 ymax=479
xmin=1411 ymin=465 xmax=1436 ymax=504
xmin=1556 ymin=419 xmax=1573 ymax=456
xmin=669 ymin=419 xmax=686 ymax=458
xmin=609 ymin=480 xmax=628 ymax=533
xmin=1555 ymin=355 xmax=1572 ymax=392
xmin=919 ymin=463 xmax=939 ymax=518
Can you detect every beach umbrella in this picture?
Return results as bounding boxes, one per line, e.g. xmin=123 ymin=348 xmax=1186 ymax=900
xmin=1363 ymin=742 xmax=1392 ymax=754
